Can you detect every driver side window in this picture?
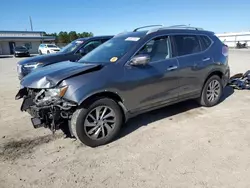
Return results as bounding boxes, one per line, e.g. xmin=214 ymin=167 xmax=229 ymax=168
xmin=83 ymin=40 xmax=102 ymax=53
xmin=76 ymin=40 xmax=102 ymax=55
xmin=135 ymin=36 xmax=170 ymax=63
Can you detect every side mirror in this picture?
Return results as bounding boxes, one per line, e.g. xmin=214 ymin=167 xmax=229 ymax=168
xmin=79 ymin=48 xmax=87 ymax=56
xmin=130 ymin=54 xmax=150 ymax=66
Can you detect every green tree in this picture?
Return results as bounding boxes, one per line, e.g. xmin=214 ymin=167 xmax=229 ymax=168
xmin=68 ymin=31 xmax=78 ymax=42
xmin=44 ymin=31 xmax=94 ymax=44
xmin=58 ymin=31 xmax=69 ymax=43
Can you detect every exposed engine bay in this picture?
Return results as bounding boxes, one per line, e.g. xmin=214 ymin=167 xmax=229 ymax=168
xmin=16 ymin=87 xmax=77 ymax=136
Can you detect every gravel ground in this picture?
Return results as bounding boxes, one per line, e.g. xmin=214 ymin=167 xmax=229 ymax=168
xmin=0 ymin=50 xmax=250 ymax=188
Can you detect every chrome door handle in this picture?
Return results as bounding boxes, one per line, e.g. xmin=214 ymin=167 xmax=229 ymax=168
xmin=203 ymin=57 xmax=211 ymax=62
xmin=167 ymin=65 xmax=178 ymax=71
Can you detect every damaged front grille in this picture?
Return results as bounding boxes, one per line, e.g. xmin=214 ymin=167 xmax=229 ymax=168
xmin=17 ymin=87 xmax=77 ymax=135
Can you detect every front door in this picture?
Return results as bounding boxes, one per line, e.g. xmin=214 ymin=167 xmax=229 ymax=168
xmin=9 ymin=42 xmax=16 ymax=54
xmin=122 ymin=35 xmax=179 ymax=112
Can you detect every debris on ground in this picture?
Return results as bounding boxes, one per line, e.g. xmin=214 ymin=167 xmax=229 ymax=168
xmin=228 ymin=70 xmax=250 ymax=90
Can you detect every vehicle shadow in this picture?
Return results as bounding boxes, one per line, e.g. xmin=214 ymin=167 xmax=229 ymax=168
xmin=219 ymin=85 xmax=234 ymax=103
xmin=0 ymin=55 xmax=13 ymax=58
xmin=116 ymin=86 xmax=234 ymax=141
xmin=29 ymin=54 xmax=38 ymax=57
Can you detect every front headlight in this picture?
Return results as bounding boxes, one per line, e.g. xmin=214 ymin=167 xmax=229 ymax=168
xmin=23 ymin=62 xmax=43 ymax=68
xmin=34 ymin=86 xmax=68 ymax=105
xmin=46 ymin=86 xmax=68 ymax=98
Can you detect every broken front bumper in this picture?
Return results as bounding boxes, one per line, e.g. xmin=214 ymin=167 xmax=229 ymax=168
xmin=16 ymin=88 xmax=77 ymax=132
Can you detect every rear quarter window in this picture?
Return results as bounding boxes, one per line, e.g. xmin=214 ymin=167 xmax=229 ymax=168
xmin=200 ymin=35 xmax=212 ymax=50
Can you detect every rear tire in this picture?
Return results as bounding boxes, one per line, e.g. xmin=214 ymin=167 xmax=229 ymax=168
xmin=47 ymin=50 xmax=50 ymax=54
xmin=198 ymin=75 xmax=223 ymax=107
xmin=39 ymin=50 xmax=42 ymax=55
xmin=70 ymin=98 xmax=123 ymax=147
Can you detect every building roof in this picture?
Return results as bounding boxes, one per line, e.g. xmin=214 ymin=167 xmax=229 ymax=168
xmin=0 ymin=30 xmax=45 ymax=33
xmin=0 ymin=36 xmax=55 ymax=40
xmin=0 ymin=30 xmax=55 ymax=41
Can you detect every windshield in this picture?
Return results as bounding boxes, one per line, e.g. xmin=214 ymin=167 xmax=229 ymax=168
xmin=47 ymin=44 xmax=58 ymax=48
xmin=15 ymin=46 xmax=27 ymax=50
xmin=79 ymin=37 xmax=140 ymax=63
xmin=60 ymin=40 xmax=85 ymax=53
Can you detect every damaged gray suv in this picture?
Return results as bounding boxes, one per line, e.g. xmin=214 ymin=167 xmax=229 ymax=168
xmin=15 ymin=25 xmax=230 ymax=147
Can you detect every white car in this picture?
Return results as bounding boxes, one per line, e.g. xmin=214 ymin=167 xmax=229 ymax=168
xmin=38 ymin=44 xmax=61 ymax=55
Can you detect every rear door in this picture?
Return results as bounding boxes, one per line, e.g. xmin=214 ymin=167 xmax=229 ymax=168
xmin=171 ymin=34 xmax=212 ymax=98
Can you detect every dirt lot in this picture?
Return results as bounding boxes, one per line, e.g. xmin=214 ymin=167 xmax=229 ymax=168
xmin=0 ymin=50 xmax=250 ymax=188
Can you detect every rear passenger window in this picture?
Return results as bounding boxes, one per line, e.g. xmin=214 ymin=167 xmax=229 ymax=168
xmin=173 ymin=35 xmax=201 ymax=56
xmin=200 ymin=35 xmax=212 ymax=50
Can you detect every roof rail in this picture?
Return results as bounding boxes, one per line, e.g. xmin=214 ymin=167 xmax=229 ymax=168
xmin=146 ymin=24 xmax=204 ymax=35
xmin=133 ymin=25 xmax=163 ymax=32
xmin=163 ymin=24 xmax=204 ymax=30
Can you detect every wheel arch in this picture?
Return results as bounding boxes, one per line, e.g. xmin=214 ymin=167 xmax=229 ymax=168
xmin=78 ymin=91 xmax=128 ymax=122
xmin=203 ymin=69 xmax=224 ymax=85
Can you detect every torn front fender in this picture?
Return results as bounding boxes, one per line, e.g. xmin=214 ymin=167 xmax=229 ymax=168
xmin=15 ymin=88 xmax=28 ymax=100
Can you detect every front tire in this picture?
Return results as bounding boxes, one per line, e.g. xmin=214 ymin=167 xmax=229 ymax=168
xmin=198 ymin=75 xmax=223 ymax=107
xmin=70 ymin=98 xmax=123 ymax=147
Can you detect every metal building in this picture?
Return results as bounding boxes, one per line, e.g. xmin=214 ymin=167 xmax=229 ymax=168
xmin=0 ymin=31 xmax=55 ymax=55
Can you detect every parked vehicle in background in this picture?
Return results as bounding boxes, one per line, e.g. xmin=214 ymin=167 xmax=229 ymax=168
xmin=14 ymin=46 xmax=30 ymax=57
xmin=236 ymin=41 xmax=248 ymax=49
xmin=15 ymin=25 xmax=230 ymax=147
xmin=38 ymin=44 xmax=61 ymax=55
xmin=17 ymin=36 xmax=113 ymax=80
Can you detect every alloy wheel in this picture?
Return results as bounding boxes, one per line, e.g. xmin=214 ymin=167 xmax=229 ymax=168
xmin=84 ymin=106 xmax=116 ymax=140
xmin=206 ymin=80 xmax=221 ymax=102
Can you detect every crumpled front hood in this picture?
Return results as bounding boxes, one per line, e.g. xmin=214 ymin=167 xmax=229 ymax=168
xmin=20 ymin=61 xmax=102 ymax=88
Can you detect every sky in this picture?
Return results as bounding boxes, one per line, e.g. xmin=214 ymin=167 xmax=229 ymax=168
xmin=0 ymin=0 xmax=250 ymax=35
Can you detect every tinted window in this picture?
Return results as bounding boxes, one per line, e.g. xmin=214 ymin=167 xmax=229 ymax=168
xmin=60 ymin=40 xmax=85 ymax=53
xmin=135 ymin=36 xmax=170 ymax=62
xmin=15 ymin=46 xmax=26 ymax=50
xmin=82 ymin=40 xmax=102 ymax=54
xmin=47 ymin=44 xmax=58 ymax=48
xmin=101 ymin=38 xmax=111 ymax=43
xmin=200 ymin=35 xmax=212 ymax=50
xmin=173 ymin=35 xmax=201 ymax=56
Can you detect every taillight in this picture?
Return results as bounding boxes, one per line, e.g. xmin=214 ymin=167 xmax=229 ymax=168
xmin=222 ymin=45 xmax=228 ymax=57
